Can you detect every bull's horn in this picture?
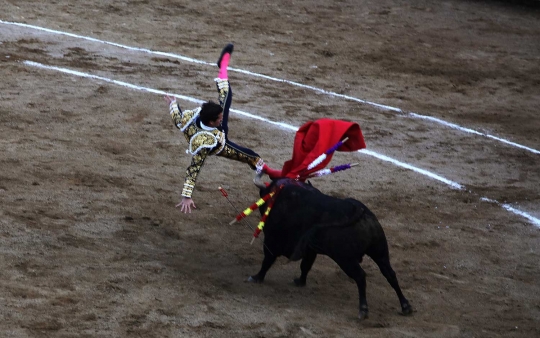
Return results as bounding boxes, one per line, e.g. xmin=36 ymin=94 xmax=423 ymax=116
xmin=253 ymin=172 xmax=266 ymax=189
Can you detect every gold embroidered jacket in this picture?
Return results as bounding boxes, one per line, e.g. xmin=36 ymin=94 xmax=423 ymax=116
xmin=169 ymin=79 xmax=229 ymax=198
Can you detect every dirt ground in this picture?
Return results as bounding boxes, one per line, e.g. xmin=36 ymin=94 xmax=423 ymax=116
xmin=1 ymin=0 xmax=540 ymax=337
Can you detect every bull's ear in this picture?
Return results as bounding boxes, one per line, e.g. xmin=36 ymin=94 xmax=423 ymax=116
xmin=307 ymin=180 xmax=313 ymax=186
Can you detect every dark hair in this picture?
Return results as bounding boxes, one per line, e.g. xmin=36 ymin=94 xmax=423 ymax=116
xmin=200 ymin=101 xmax=223 ymax=125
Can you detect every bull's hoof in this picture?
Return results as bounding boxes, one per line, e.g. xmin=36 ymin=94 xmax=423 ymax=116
xmin=358 ymin=310 xmax=369 ymax=321
xmin=400 ymin=302 xmax=413 ymax=316
xmin=293 ymin=278 xmax=306 ymax=287
xmin=247 ymin=275 xmax=264 ymax=283
xmin=358 ymin=305 xmax=369 ymax=321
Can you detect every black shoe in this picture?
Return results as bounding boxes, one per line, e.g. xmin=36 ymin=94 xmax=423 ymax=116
xmin=217 ymin=43 xmax=234 ymax=67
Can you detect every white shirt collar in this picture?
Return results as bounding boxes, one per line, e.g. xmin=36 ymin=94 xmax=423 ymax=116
xmin=200 ymin=121 xmax=216 ymax=131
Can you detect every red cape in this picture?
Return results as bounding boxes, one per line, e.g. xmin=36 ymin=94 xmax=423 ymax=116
xmin=275 ymin=119 xmax=366 ymax=180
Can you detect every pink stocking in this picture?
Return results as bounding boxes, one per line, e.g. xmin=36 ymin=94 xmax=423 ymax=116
xmin=218 ymin=54 xmax=230 ymax=79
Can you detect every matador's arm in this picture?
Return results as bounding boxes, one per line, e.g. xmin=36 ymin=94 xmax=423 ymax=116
xmin=181 ymin=148 xmax=210 ymax=198
xmin=169 ymin=99 xmax=184 ymax=129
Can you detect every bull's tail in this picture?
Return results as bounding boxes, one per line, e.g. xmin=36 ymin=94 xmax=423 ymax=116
xmin=289 ymin=202 xmax=366 ymax=261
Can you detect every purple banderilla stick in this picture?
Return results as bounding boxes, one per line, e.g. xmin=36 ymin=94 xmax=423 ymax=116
xmin=326 ymin=137 xmax=348 ymax=154
xmin=331 ymin=163 xmax=352 ymax=172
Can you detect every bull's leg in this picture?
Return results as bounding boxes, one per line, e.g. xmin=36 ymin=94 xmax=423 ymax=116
xmin=294 ymin=249 xmax=317 ymax=287
xmin=247 ymin=246 xmax=276 ymax=283
xmin=372 ymin=256 xmax=413 ymax=316
xmin=334 ymin=259 xmax=369 ymax=320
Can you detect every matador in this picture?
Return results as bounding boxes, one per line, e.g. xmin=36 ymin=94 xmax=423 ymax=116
xmin=165 ymin=44 xmax=273 ymax=213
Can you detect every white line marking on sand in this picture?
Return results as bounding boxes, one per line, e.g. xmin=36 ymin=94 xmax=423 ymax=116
xmin=481 ymin=198 xmax=540 ymax=228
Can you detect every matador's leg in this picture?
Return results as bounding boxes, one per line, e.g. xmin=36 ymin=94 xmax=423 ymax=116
xmin=218 ymin=80 xmax=232 ymax=136
xmin=216 ymin=44 xmax=233 ymax=136
xmin=217 ymin=140 xmax=263 ymax=171
xmin=217 ymin=141 xmax=282 ymax=178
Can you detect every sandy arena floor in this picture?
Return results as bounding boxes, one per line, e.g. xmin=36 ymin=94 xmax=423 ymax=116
xmin=1 ymin=0 xmax=540 ymax=337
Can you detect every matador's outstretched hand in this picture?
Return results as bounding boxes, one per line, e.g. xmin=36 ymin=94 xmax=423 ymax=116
xmin=176 ymin=196 xmax=196 ymax=213
xmin=164 ymin=95 xmax=176 ymax=104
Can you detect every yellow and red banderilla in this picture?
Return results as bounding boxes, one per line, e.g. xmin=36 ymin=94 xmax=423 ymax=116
xmin=220 ymin=185 xmax=283 ymax=248
xmin=229 ymin=191 xmax=276 ymax=225
xmin=250 ymin=197 xmax=276 ymax=244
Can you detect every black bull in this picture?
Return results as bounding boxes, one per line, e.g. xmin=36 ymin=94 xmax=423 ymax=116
xmin=248 ymin=178 xmax=413 ymax=320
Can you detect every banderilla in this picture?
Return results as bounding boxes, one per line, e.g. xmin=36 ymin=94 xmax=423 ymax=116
xmin=218 ymin=186 xmax=274 ymax=257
